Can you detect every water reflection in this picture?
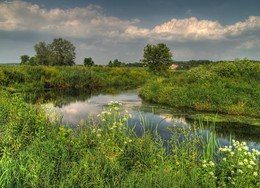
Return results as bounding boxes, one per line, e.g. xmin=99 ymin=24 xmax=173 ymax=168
xmin=33 ymin=88 xmax=260 ymax=150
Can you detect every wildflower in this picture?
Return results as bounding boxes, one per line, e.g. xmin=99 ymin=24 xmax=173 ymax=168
xmin=253 ymin=172 xmax=258 ymax=177
xmin=223 ymin=158 xmax=227 ymax=161
xmin=243 ymin=146 xmax=249 ymax=151
xmin=237 ymin=169 xmax=243 ymax=174
xmin=209 ymin=161 xmax=215 ymax=167
xmin=231 ymin=182 xmax=235 ymax=185
xmin=249 ymin=160 xmax=256 ymax=166
xmin=209 ymin=172 xmax=214 ymax=176
xmin=97 ymin=133 xmax=101 ymax=137
xmin=238 ymin=162 xmax=244 ymax=166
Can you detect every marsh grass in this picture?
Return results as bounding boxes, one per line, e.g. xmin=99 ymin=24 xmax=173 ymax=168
xmin=0 ymin=91 xmax=259 ymax=187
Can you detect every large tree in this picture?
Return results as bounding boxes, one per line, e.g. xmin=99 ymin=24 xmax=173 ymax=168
xmin=142 ymin=43 xmax=173 ymax=74
xmin=34 ymin=41 xmax=50 ymax=65
xmin=34 ymin=38 xmax=76 ymax=66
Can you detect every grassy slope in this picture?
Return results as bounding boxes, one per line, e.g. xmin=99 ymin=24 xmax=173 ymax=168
xmin=139 ymin=60 xmax=260 ymax=117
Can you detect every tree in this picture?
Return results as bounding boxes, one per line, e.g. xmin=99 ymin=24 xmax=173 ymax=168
xmin=142 ymin=43 xmax=173 ymax=74
xmin=84 ymin=57 xmax=94 ymax=66
xmin=34 ymin=38 xmax=76 ymax=66
xmin=108 ymin=59 xmax=125 ymax=67
xmin=20 ymin=55 xmax=30 ymax=65
xmin=49 ymin=38 xmax=76 ymax=66
xmin=34 ymin=41 xmax=50 ymax=65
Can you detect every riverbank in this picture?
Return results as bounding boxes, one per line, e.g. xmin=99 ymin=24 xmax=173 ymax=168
xmin=139 ymin=60 xmax=260 ymax=117
xmin=0 ymin=66 xmax=150 ymax=92
xmin=0 ymin=91 xmax=259 ymax=187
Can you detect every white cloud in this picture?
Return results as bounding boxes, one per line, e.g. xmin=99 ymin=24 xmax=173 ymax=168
xmin=0 ymin=1 xmax=133 ymax=38
xmin=1 ymin=1 xmax=260 ymax=63
xmin=1 ymin=1 xmax=260 ymax=43
xmin=126 ymin=16 xmax=260 ymax=42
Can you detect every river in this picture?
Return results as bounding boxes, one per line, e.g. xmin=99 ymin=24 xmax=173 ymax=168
xmin=39 ymin=88 xmax=260 ymax=150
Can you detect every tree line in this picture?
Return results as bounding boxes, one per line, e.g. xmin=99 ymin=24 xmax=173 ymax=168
xmin=20 ymin=38 xmax=174 ymax=74
xmin=20 ymin=37 xmax=260 ymax=73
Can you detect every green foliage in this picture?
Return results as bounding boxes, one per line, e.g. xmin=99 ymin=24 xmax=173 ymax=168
xmin=140 ymin=60 xmax=260 ymax=116
xmin=20 ymin=55 xmax=30 ymax=65
xmin=34 ymin=38 xmax=76 ymax=66
xmin=0 ymin=93 xmax=259 ymax=187
xmin=108 ymin=59 xmax=126 ymax=67
xmin=83 ymin=57 xmax=94 ymax=66
xmin=0 ymin=66 xmax=150 ymax=91
xmin=142 ymin=43 xmax=173 ymax=74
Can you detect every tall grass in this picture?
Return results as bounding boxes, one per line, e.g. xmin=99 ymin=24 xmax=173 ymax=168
xmin=0 ymin=66 xmax=150 ymax=92
xmin=139 ymin=60 xmax=260 ymax=117
xmin=0 ymin=91 xmax=259 ymax=187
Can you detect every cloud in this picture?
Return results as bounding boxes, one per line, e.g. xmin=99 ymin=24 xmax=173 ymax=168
xmin=126 ymin=16 xmax=260 ymax=42
xmin=0 ymin=1 xmax=260 ymax=63
xmin=0 ymin=1 xmax=133 ymax=38
xmin=1 ymin=1 xmax=260 ymax=44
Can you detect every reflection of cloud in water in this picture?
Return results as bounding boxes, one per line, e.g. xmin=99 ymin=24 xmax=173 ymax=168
xmin=44 ymin=90 xmax=142 ymax=126
xmin=160 ymin=114 xmax=187 ymax=124
xmin=42 ymin=90 xmax=260 ymax=151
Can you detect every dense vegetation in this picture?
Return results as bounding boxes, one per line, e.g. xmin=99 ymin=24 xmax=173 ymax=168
xmin=0 ymin=66 xmax=150 ymax=92
xmin=21 ymin=38 xmax=76 ymax=66
xmin=139 ymin=60 xmax=260 ymax=117
xmin=142 ymin=43 xmax=173 ymax=74
xmin=0 ymin=92 xmax=259 ymax=187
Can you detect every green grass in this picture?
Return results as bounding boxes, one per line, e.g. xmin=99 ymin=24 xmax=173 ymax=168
xmin=0 ymin=66 xmax=150 ymax=92
xmin=0 ymin=91 xmax=259 ymax=187
xmin=139 ymin=59 xmax=260 ymax=117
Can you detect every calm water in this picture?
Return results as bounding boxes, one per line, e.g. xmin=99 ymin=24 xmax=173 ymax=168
xmin=40 ymin=89 xmax=260 ymax=150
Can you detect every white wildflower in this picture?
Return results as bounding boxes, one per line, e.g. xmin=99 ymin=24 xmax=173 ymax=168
xmin=209 ymin=161 xmax=215 ymax=167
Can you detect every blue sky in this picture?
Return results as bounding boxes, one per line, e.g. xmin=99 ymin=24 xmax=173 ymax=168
xmin=1 ymin=0 xmax=260 ymax=64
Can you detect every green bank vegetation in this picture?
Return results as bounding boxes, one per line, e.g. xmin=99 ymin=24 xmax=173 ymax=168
xmin=0 ymin=66 xmax=150 ymax=92
xmin=0 ymin=92 xmax=259 ymax=187
xmin=139 ymin=59 xmax=260 ymax=117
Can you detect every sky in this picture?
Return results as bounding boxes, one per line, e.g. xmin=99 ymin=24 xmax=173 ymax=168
xmin=1 ymin=0 xmax=260 ymax=64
